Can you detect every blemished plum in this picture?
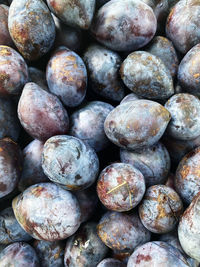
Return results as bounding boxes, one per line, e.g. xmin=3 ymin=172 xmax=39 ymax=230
xmin=17 ymin=82 xmax=69 ymax=141
xmin=175 ymin=147 xmax=200 ymax=204
xmin=8 ymin=0 xmax=55 ymax=61
xmin=104 ymin=99 xmax=171 ymax=150
xmin=127 ymin=241 xmax=189 ymax=267
xmin=64 ymin=222 xmax=108 ymax=267
xmin=12 ymin=183 xmax=81 ymax=241
xmin=0 ymin=207 xmax=31 ymax=244
xmin=0 ymin=45 xmax=29 ymax=96
xmin=46 ymin=47 xmax=87 ymax=107
xmin=166 ymin=0 xmax=200 ymax=54
xmin=91 ymin=0 xmax=157 ymax=52
xmin=97 ymin=258 xmax=126 ymax=267
xmin=165 ymin=94 xmax=200 ymax=140
xmin=120 ymin=51 xmax=174 ymax=99
xmin=70 ymin=101 xmax=114 ymax=152
xmin=83 ymin=44 xmax=125 ymax=102
xmin=33 ymin=240 xmax=64 ymax=267
xmin=0 ymin=138 xmax=22 ymax=199
xmin=120 ymin=142 xmax=171 ymax=186
xmin=120 ymin=93 xmax=140 ymax=104
xmin=178 ymin=44 xmax=200 ymax=96
xmin=97 ymin=163 xmax=145 ymax=212
xmin=47 ymin=0 xmax=96 ymax=30
xmin=0 ymin=242 xmax=39 ymax=267
xmin=145 ymin=36 xmax=179 ymax=78
xmin=139 ymin=185 xmax=183 ymax=234
xmin=29 ymin=67 xmax=48 ymax=91
xmin=0 ymin=5 xmax=13 ymax=46
xmin=18 ymin=140 xmax=49 ymax=192
xmin=42 ymin=135 xmax=99 ymax=191
xmin=97 ymin=211 xmax=151 ymax=253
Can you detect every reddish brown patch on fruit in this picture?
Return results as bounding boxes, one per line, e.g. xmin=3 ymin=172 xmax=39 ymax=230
xmin=31 ymin=185 xmax=46 ymax=197
xmin=136 ymin=254 xmax=152 ymax=264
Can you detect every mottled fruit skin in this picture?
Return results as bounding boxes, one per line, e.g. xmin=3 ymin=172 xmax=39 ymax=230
xmin=91 ymin=0 xmax=157 ymax=52
xmin=120 ymin=93 xmax=140 ymax=104
xmin=0 ymin=5 xmax=13 ymax=46
xmin=97 ymin=258 xmax=125 ymax=267
xmin=47 ymin=0 xmax=95 ymax=30
xmin=34 ymin=240 xmax=64 ymax=267
xmin=139 ymin=185 xmax=183 ymax=234
xmin=12 ymin=183 xmax=81 ymax=241
xmin=120 ymin=51 xmax=174 ymax=99
xmin=0 ymin=138 xmax=22 ymax=199
xmin=18 ymin=140 xmax=49 ymax=192
xmin=64 ymin=222 xmax=108 ymax=267
xmin=0 ymin=207 xmax=31 ymax=244
xmin=127 ymin=241 xmax=189 ymax=267
xmin=175 ymin=147 xmax=200 ymax=204
xmin=83 ymin=44 xmax=125 ymax=102
xmin=46 ymin=47 xmax=87 ymax=107
xmin=0 ymin=242 xmax=39 ymax=267
xmin=120 ymin=142 xmax=170 ymax=187
xmin=29 ymin=67 xmax=48 ymax=91
xmin=178 ymin=44 xmax=200 ymax=96
xmin=165 ymin=94 xmax=200 ymax=140
xmin=178 ymin=192 xmax=200 ymax=262
xmin=18 ymin=82 xmax=69 ymax=141
xmin=70 ymin=101 xmax=114 ymax=152
xmin=166 ymin=0 xmax=200 ymax=54
xmin=104 ymin=99 xmax=171 ymax=150
xmin=145 ymin=36 xmax=179 ymax=78
xmin=8 ymin=0 xmax=55 ymax=61
xmin=0 ymin=46 xmax=29 ymax=96
xmin=42 ymin=135 xmax=99 ymax=191
xmin=97 ymin=211 xmax=151 ymax=253
xmin=97 ymin=163 xmax=145 ymax=212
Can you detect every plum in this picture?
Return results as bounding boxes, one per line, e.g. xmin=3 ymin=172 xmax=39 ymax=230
xmin=0 ymin=5 xmax=13 ymax=46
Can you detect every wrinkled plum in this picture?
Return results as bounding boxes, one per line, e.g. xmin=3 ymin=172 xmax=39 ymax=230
xmin=0 ymin=138 xmax=22 ymax=199
xmin=97 ymin=163 xmax=145 ymax=212
xmin=165 ymin=94 xmax=200 ymax=140
xmin=42 ymin=135 xmax=99 ymax=191
xmin=29 ymin=67 xmax=48 ymax=91
xmin=83 ymin=44 xmax=125 ymax=102
xmin=70 ymin=101 xmax=113 ymax=152
xmin=104 ymin=99 xmax=171 ymax=150
xmin=18 ymin=82 xmax=69 ymax=141
xmin=0 ymin=5 xmax=13 ymax=46
xmin=18 ymin=140 xmax=49 ymax=192
xmin=120 ymin=51 xmax=174 ymax=99
xmin=91 ymin=0 xmax=157 ymax=52
xmin=64 ymin=222 xmax=108 ymax=267
xmin=97 ymin=258 xmax=125 ymax=267
xmin=97 ymin=211 xmax=151 ymax=253
xmin=46 ymin=47 xmax=87 ymax=107
xmin=8 ymin=0 xmax=55 ymax=61
xmin=139 ymin=185 xmax=183 ymax=234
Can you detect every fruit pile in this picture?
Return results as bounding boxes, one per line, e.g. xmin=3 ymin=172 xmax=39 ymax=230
xmin=0 ymin=0 xmax=200 ymax=266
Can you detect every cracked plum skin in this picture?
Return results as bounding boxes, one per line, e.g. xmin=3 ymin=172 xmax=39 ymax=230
xmin=0 ymin=5 xmax=13 ymax=46
xmin=33 ymin=240 xmax=64 ymax=267
xmin=97 ymin=163 xmax=145 ymax=212
xmin=104 ymin=99 xmax=171 ymax=150
xmin=0 ymin=207 xmax=31 ymax=244
xmin=46 ymin=47 xmax=87 ymax=108
xmin=166 ymin=0 xmax=200 ymax=54
xmin=42 ymin=135 xmax=99 ymax=191
xmin=120 ymin=142 xmax=170 ymax=187
xmin=127 ymin=241 xmax=189 ymax=267
xmin=175 ymin=147 xmax=200 ymax=205
xmin=64 ymin=222 xmax=108 ymax=267
xmin=0 ymin=242 xmax=39 ymax=267
xmin=139 ymin=185 xmax=183 ymax=234
xmin=8 ymin=0 xmax=55 ymax=61
xmin=120 ymin=51 xmax=174 ymax=99
xmin=12 ymin=183 xmax=81 ymax=241
xmin=70 ymin=101 xmax=114 ymax=152
xmin=97 ymin=258 xmax=126 ymax=267
xmin=97 ymin=211 xmax=151 ymax=253
xmin=91 ymin=0 xmax=157 ymax=52
xmin=0 ymin=138 xmax=22 ymax=199
xmin=83 ymin=44 xmax=125 ymax=102
xmin=17 ymin=82 xmax=69 ymax=142
xmin=0 ymin=46 xmax=29 ymax=96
